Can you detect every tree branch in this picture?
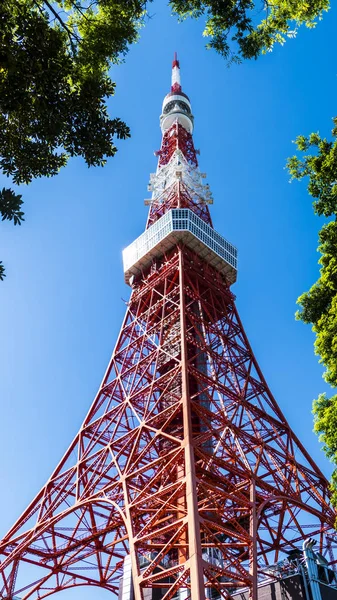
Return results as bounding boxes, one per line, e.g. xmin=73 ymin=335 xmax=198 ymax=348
xmin=33 ymin=0 xmax=79 ymax=54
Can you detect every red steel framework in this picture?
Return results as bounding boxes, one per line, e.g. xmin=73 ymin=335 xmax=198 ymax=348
xmin=0 ymin=56 xmax=336 ymax=600
xmin=156 ymin=122 xmax=199 ymax=168
xmin=146 ymin=176 xmax=213 ymax=228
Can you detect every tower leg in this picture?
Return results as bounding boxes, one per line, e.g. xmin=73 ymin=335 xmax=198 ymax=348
xmin=179 ymin=249 xmax=205 ymax=600
xmin=249 ymin=480 xmax=257 ymax=600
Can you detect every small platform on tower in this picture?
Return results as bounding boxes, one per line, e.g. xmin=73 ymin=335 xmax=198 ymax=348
xmin=123 ymin=208 xmax=237 ymax=286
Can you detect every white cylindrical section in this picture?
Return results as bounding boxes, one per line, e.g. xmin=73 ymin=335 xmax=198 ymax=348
xmin=160 ymin=94 xmax=193 ymax=133
xmin=161 ymin=113 xmax=193 ymax=133
xmin=171 ymin=65 xmax=181 ymax=88
xmin=162 ymin=94 xmax=192 ymax=113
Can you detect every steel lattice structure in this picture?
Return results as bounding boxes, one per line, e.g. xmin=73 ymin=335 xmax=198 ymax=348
xmin=1 ymin=54 xmax=336 ymax=600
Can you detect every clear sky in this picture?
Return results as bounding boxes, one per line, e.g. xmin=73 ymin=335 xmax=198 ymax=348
xmin=1 ymin=2 xmax=337 ymax=599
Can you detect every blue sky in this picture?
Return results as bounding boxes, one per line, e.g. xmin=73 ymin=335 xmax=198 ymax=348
xmin=1 ymin=2 xmax=337 ymax=598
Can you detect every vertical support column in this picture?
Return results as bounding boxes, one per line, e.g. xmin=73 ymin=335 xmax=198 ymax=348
xmin=122 ymin=480 xmax=142 ymax=600
xmin=121 ymin=555 xmax=134 ymax=600
xmin=177 ymin=180 xmax=181 ymax=209
xmin=179 ymin=248 xmax=205 ymax=600
xmin=249 ymin=479 xmax=258 ymax=600
xmin=5 ymin=559 xmax=19 ymax=600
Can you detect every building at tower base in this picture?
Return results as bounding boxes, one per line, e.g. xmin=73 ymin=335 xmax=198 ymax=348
xmin=119 ymin=544 xmax=337 ymax=600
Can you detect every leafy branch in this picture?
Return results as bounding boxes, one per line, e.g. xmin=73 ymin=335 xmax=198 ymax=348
xmin=287 ymin=118 xmax=337 ymax=509
xmin=0 ymin=188 xmax=24 ymax=279
xmin=0 ymin=0 xmax=145 ymax=277
xmin=32 ymin=0 xmax=80 ymax=54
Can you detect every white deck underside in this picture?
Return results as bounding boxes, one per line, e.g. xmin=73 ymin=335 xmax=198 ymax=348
xmin=123 ymin=209 xmax=237 ymax=286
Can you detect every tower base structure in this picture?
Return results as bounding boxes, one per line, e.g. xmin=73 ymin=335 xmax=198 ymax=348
xmin=119 ymin=542 xmax=337 ymax=600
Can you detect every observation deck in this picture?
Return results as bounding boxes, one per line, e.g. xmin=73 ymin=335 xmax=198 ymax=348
xmin=123 ymin=208 xmax=237 ymax=286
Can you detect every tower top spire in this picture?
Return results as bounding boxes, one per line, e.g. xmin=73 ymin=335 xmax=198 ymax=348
xmin=171 ymin=51 xmax=181 ymax=93
xmin=172 ymin=51 xmax=179 ymax=67
xmin=161 ymin=54 xmax=193 ymax=134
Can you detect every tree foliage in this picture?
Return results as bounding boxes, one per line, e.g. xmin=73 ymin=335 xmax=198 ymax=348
xmin=0 ymin=188 xmax=24 ymax=280
xmin=170 ymin=0 xmax=330 ymax=63
xmin=1 ymin=0 xmax=332 ymax=278
xmin=287 ymin=120 xmax=337 ymax=506
xmin=0 ymin=0 xmax=145 ymax=276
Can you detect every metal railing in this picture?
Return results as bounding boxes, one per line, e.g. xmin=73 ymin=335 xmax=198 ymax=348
xmin=123 ymin=209 xmax=237 ymax=280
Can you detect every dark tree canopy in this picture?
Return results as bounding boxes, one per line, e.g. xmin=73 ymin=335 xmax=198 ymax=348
xmin=0 ymin=0 xmax=144 ymax=278
xmin=287 ymin=120 xmax=337 ymax=508
xmin=0 ymin=0 xmax=331 ymax=278
xmin=170 ymin=0 xmax=330 ymax=62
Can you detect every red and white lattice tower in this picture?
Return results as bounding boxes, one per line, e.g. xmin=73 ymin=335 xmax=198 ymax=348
xmin=1 ymin=54 xmax=337 ymax=600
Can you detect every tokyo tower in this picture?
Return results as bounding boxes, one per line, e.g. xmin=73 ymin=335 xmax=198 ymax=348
xmin=1 ymin=54 xmax=337 ymax=600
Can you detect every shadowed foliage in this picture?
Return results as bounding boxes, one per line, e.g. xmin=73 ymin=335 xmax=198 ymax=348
xmin=170 ymin=0 xmax=330 ymax=63
xmin=0 ymin=0 xmax=145 ymax=277
xmin=287 ymin=120 xmax=337 ymax=509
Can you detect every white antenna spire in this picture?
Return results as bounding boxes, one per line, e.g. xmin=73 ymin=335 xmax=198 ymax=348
xmin=171 ymin=52 xmax=181 ymax=93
